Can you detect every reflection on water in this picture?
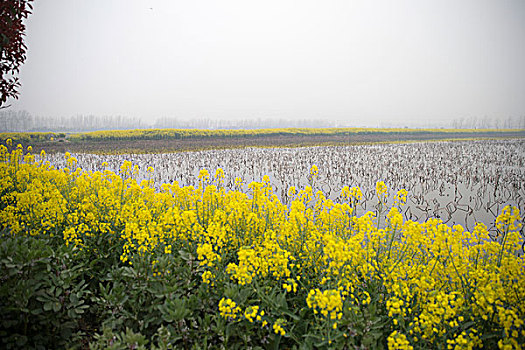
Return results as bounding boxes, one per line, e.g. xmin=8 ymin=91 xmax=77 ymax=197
xmin=46 ymin=139 xmax=525 ymax=235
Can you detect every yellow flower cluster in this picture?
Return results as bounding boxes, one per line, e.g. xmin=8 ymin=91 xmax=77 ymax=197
xmin=201 ymin=270 xmax=214 ymax=285
xmin=226 ymin=237 xmax=293 ymax=285
xmin=387 ymin=331 xmax=413 ymax=350
xmin=445 ymin=330 xmax=481 ymax=350
xmin=394 ymin=188 xmax=408 ymax=207
xmin=218 ymin=298 xmax=241 ymax=319
xmin=306 ymin=289 xmax=343 ymax=321
xmin=196 ymin=243 xmax=221 ymax=267
xmin=410 ymin=291 xmax=463 ymax=340
xmin=243 ymin=305 xmax=264 ymax=323
xmin=495 ymin=205 xmax=523 ymax=261
xmin=341 ymin=185 xmax=362 ymax=202
xmin=496 ymin=205 xmax=522 ymax=232
xmin=272 ymin=318 xmax=286 ymax=336
xmin=283 ymin=278 xmax=298 ymax=293
xmin=376 ymin=180 xmax=388 ymax=203
xmin=309 ymin=164 xmax=319 ymax=177
xmin=386 ymin=206 xmax=404 ymax=229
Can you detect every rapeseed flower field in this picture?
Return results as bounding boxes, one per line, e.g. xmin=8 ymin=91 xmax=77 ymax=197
xmin=0 ymin=140 xmax=524 ymax=349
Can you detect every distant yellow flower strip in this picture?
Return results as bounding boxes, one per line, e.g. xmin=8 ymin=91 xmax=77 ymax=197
xmin=65 ymin=127 xmax=524 ymax=142
xmin=1 ymin=142 xmax=524 ymax=349
xmin=1 ymin=132 xmax=57 ymax=143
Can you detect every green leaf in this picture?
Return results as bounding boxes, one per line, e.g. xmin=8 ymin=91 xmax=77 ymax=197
xmin=52 ymin=301 xmax=61 ymax=312
xmin=16 ymin=335 xmax=28 ymax=346
xmin=43 ymin=301 xmax=53 ymax=311
xmin=67 ymin=309 xmax=76 ymax=319
xmin=30 ymin=308 xmax=42 ymax=315
xmin=70 ymin=292 xmax=78 ymax=305
xmin=281 ymin=309 xmax=301 ymax=321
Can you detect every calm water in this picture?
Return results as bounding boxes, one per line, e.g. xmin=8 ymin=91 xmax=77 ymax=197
xmin=46 ymin=139 xmax=525 ymax=234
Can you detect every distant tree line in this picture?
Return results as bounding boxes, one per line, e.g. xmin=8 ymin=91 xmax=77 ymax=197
xmin=0 ymin=111 xmax=340 ymax=132
xmin=152 ymin=116 xmax=339 ymax=130
xmin=451 ymin=116 xmax=525 ymax=129
xmin=0 ymin=110 xmax=145 ymax=131
xmin=1 ymin=110 xmax=524 ymax=132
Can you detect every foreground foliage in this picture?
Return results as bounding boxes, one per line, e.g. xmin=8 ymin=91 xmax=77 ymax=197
xmin=1 ymin=141 xmax=524 ymax=349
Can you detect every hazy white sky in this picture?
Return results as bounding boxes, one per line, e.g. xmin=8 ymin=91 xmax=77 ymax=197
xmin=11 ymin=0 xmax=525 ymax=126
